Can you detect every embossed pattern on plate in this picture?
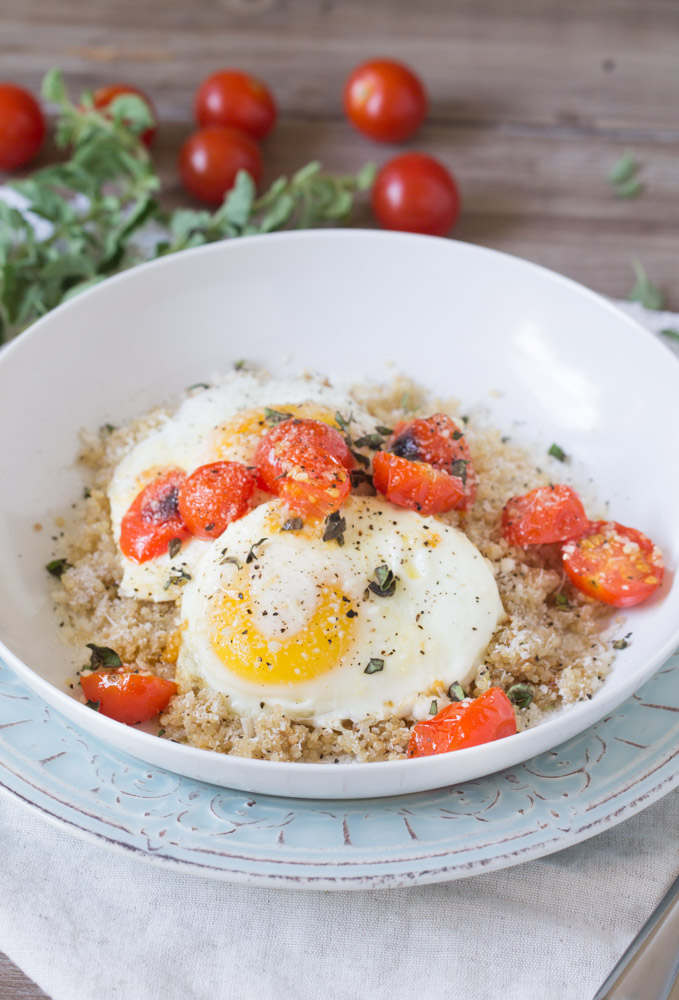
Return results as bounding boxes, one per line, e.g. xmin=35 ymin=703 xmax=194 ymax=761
xmin=1 ymin=656 xmax=678 ymax=889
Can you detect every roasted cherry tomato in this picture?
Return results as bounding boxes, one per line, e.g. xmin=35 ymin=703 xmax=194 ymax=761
xmin=179 ymin=126 xmax=262 ymax=205
xmin=177 ymin=461 xmax=255 ymax=539
xmin=254 ymin=418 xmax=354 ymax=516
xmin=343 ymin=59 xmax=427 ymax=143
xmin=119 ymin=469 xmax=190 ymax=563
xmin=408 ymin=688 xmax=517 ymax=758
xmin=81 ymin=671 xmax=178 ymax=724
xmin=372 ymin=153 xmax=460 ymax=236
xmin=387 ymin=414 xmax=477 ymax=509
xmin=562 ymin=520 xmax=664 ymax=608
xmin=372 ymin=451 xmax=465 ymax=515
xmin=91 ymin=83 xmax=157 ymax=146
xmin=502 ymin=484 xmax=589 ymax=547
xmin=194 ymin=69 xmax=277 ymax=140
xmin=0 ymin=82 xmax=45 ymax=170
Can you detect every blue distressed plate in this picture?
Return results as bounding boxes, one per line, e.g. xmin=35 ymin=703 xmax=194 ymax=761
xmin=1 ymin=655 xmax=678 ymax=889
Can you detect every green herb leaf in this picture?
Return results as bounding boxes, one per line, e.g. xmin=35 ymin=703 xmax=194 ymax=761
xmin=163 ymin=568 xmax=192 ymax=590
xmin=85 ymin=699 xmax=101 ymax=712
xmin=448 ymin=682 xmax=466 ymax=702
xmin=46 ymin=557 xmax=71 ymax=578
xmin=322 ymin=511 xmax=346 ymax=546
xmin=628 ymin=261 xmax=664 ymax=311
xmin=660 ymin=328 xmax=679 ymax=342
xmin=281 ymin=518 xmax=304 ymax=532
xmin=168 ymin=537 xmax=183 ymax=559
xmin=354 ymin=433 xmax=384 ymax=450
xmin=507 ymin=683 xmax=533 ymax=708
xmin=607 ymin=151 xmax=638 ymax=187
xmin=450 ymin=459 xmax=468 ymax=484
xmin=157 ymin=728 xmax=166 ymax=737
xmin=233 ymin=359 xmax=246 ymax=371
xmin=375 ymin=425 xmax=393 ymax=436
xmin=245 ymin=538 xmax=268 ymax=564
xmin=264 ymin=407 xmax=293 ymax=425
xmin=219 ymin=555 xmax=242 ymax=569
xmin=613 ymin=634 xmax=632 ymax=650
xmin=428 ymin=699 xmax=438 ymax=716
xmin=85 ymin=643 xmax=122 ymax=669
xmin=554 ymin=592 xmax=571 ymax=609
xmin=614 ymin=177 xmax=642 ymax=199
xmin=187 ymin=382 xmax=210 ymax=391
xmin=335 ymin=411 xmax=353 ymax=432
xmin=368 ymin=564 xmax=396 ymax=597
xmin=364 ymin=657 xmax=384 ymax=675
xmin=548 ymin=443 xmax=567 ymax=462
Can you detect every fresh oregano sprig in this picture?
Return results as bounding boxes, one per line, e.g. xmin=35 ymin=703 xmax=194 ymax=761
xmin=0 ymin=68 xmax=375 ymax=343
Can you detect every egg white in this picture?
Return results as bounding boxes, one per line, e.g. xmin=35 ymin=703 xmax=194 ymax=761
xmin=176 ymin=495 xmax=505 ymax=725
xmin=108 ymin=373 xmax=378 ymax=601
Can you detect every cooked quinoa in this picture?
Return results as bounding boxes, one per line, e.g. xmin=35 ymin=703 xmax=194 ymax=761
xmin=51 ymin=374 xmax=619 ymax=762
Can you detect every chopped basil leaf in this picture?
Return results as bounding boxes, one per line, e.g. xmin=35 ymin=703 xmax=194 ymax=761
xmin=46 ymin=557 xmax=71 ymax=578
xmin=246 ymin=537 xmax=268 ymax=563
xmin=364 ymin=657 xmax=384 ymax=675
xmin=335 ymin=411 xmax=353 ymax=432
xmin=85 ymin=699 xmax=101 ymax=712
xmin=613 ymin=636 xmax=631 ymax=650
xmin=281 ymin=518 xmax=304 ymax=532
xmin=548 ymin=443 xmax=567 ymax=462
xmin=449 ymin=459 xmax=468 ymax=484
xmin=628 ymin=261 xmax=664 ymax=311
xmin=350 ymin=469 xmax=374 ymax=489
xmin=102 ymin=423 xmax=116 ymax=434
xmin=264 ymin=407 xmax=293 ymax=425
xmin=168 ymin=537 xmax=183 ymax=559
xmin=163 ymin=568 xmax=192 ymax=590
xmin=607 ymin=151 xmax=638 ymax=186
xmin=219 ymin=555 xmax=242 ymax=569
xmin=187 ymin=382 xmax=210 ymax=391
xmin=322 ymin=511 xmax=346 ymax=545
xmin=554 ymin=592 xmax=571 ymax=609
xmin=507 ymin=683 xmax=533 ymax=708
xmin=375 ymin=425 xmax=393 ymax=436
xmin=158 ymin=728 xmax=166 ymax=737
xmin=353 ymin=433 xmax=384 ymax=450
xmin=448 ymin=682 xmax=466 ymax=702
xmin=429 ymin=699 xmax=438 ymax=716
xmin=350 ymin=449 xmax=370 ymax=468
xmin=368 ymin=564 xmax=396 ymax=597
xmin=452 ymin=430 xmax=463 ymax=440
xmin=233 ymin=359 xmax=246 ymax=371
xmin=86 ymin=643 xmax=122 ymax=669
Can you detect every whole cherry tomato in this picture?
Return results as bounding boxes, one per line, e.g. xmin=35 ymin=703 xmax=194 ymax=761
xmin=194 ymin=69 xmax=277 ymax=140
xmin=81 ymin=671 xmax=178 ymax=724
xmin=0 ymin=83 xmax=45 ymax=170
xmin=179 ymin=126 xmax=263 ymax=205
xmin=255 ymin=418 xmax=354 ymax=516
xmin=177 ymin=461 xmax=255 ymax=539
xmin=372 ymin=153 xmax=460 ymax=236
xmin=91 ymin=83 xmax=157 ymax=146
xmin=119 ymin=469 xmax=191 ymax=563
xmin=408 ymin=688 xmax=517 ymax=758
xmin=562 ymin=521 xmax=664 ymax=608
xmin=343 ymin=59 xmax=427 ymax=143
xmin=502 ymin=484 xmax=589 ymax=547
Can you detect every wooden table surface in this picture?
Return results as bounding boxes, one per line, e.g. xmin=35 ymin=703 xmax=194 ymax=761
xmin=1 ymin=0 xmax=678 ymax=995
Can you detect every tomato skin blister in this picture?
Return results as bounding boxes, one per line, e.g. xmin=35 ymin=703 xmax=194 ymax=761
xmin=562 ymin=520 xmax=664 ymax=608
xmin=119 ymin=469 xmax=191 ymax=563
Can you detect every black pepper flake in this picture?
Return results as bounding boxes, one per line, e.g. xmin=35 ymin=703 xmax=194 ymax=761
xmin=346 ymin=609 xmax=358 ymax=618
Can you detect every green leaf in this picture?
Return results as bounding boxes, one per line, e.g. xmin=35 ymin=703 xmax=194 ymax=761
xmin=41 ymin=67 xmax=69 ymax=106
xmin=660 ymin=328 xmax=679 ymax=342
xmin=85 ymin=643 xmax=122 ymax=668
xmin=219 ymin=170 xmax=256 ymax=229
xmin=364 ymin=658 xmax=384 ymax=675
xmin=628 ymin=261 xmax=664 ymax=311
xmin=507 ymin=683 xmax=533 ymax=708
xmin=614 ymin=177 xmax=642 ymax=199
xmin=607 ymin=151 xmax=638 ymax=186
xmin=448 ymin=682 xmax=466 ymax=702
xmin=355 ymin=162 xmax=377 ymax=190
xmin=548 ymin=443 xmax=567 ymax=462
xmin=106 ymin=94 xmax=155 ymax=135
xmin=46 ymin=558 xmax=71 ymax=578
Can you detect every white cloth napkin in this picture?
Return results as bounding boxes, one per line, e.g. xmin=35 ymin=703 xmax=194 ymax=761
xmin=1 ymin=299 xmax=678 ymax=1000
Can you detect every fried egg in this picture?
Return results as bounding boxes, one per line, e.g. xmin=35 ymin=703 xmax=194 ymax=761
xmin=176 ymin=495 xmax=504 ymax=724
xmin=108 ymin=374 xmax=378 ymax=600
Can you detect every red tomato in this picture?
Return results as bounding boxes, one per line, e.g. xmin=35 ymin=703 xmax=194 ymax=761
xmin=372 ymin=451 xmax=465 ymax=515
xmin=343 ymin=59 xmax=427 ymax=143
xmin=562 ymin=520 xmax=664 ymax=608
xmin=254 ymin=418 xmax=354 ymax=516
xmin=91 ymin=83 xmax=157 ymax=146
xmin=387 ymin=414 xmax=477 ymax=509
xmin=179 ymin=126 xmax=263 ymax=205
xmin=408 ymin=688 xmax=517 ymax=758
xmin=372 ymin=153 xmax=460 ymax=236
xmin=502 ymin=485 xmax=589 ymax=547
xmin=194 ymin=69 xmax=277 ymax=140
xmin=177 ymin=461 xmax=255 ymax=539
xmin=119 ymin=469 xmax=191 ymax=563
xmin=0 ymin=83 xmax=45 ymax=171
xmin=81 ymin=671 xmax=177 ymax=724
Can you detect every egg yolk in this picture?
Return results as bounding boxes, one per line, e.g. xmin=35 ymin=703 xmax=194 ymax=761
xmin=209 ymin=584 xmax=357 ymax=685
xmin=215 ymin=403 xmax=343 ymax=460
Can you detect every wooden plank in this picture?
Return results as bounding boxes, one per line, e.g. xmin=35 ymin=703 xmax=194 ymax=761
xmin=1 ymin=0 xmax=679 ymax=133
xmin=0 ymin=953 xmax=49 ymax=999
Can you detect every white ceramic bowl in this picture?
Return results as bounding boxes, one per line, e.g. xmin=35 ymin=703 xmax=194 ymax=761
xmin=1 ymin=230 xmax=677 ymax=800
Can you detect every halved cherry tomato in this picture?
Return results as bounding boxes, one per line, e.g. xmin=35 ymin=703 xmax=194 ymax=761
xmin=372 ymin=450 xmax=465 ymax=515
xmin=408 ymin=687 xmax=517 ymax=758
xmin=0 ymin=83 xmax=45 ymax=170
xmin=386 ymin=414 xmax=477 ymax=509
xmin=194 ymin=69 xmax=277 ymax=140
xmin=177 ymin=461 xmax=255 ymax=539
xmin=372 ymin=153 xmax=460 ymax=236
xmin=254 ymin=418 xmax=354 ymax=516
xmin=562 ymin=520 xmax=664 ymax=608
xmin=343 ymin=59 xmax=427 ymax=143
xmin=120 ymin=469 xmax=190 ymax=563
xmin=179 ymin=126 xmax=262 ymax=205
xmin=81 ymin=671 xmax=177 ymax=724
xmin=502 ymin=484 xmax=589 ymax=547
xmin=91 ymin=83 xmax=157 ymax=146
